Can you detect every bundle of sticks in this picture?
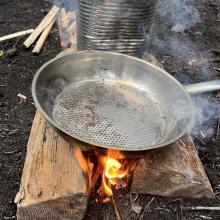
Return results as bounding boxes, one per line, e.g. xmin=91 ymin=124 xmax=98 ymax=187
xmin=24 ymin=5 xmax=60 ymax=53
xmin=0 ymin=5 xmax=77 ymax=54
xmin=25 ymin=5 xmax=77 ymax=53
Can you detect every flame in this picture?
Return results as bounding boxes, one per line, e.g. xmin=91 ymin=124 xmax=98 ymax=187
xmin=102 ymin=156 xmax=127 ymax=195
xmin=102 ymin=171 xmax=112 ymax=195
xmin=75 ymin=147 xmax=139 ymax=200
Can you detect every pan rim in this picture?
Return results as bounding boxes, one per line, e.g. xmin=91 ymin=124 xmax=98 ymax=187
xmin=32 ymin=50 xmax=194 ymax=151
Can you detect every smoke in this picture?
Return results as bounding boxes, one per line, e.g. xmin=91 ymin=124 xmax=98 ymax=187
xmin=156 ymin=0 xmax=201 ymax=29
xmin=52 ymin=0 xmax=219 ymax=140
xmin=190 ymin=95 xmax=220 ymax=137
xmin=147 ymin=0 xmax=220 ymax=139
xmin=147 ymin=0 xmax=202 ymax=59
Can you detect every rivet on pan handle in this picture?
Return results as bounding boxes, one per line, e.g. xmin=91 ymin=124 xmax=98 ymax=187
xmin=184 ymin=80 xmax=220 ymax=94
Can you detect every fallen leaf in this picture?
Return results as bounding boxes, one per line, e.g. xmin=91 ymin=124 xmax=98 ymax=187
xmin=131 ymin=202 xmax=142 ymax=214
xmin=0 ymin=50 xmax=4 ymax=57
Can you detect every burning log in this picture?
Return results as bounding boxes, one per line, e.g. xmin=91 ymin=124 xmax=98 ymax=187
xmin=130 ymin=135 xmax=215 ymax=198
xmin=15 ymin=112 xmax=88 ymax=220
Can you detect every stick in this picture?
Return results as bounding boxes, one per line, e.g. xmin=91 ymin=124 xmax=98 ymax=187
xmin=24 ymin=5 xmax=59 ymax=48
xmin=32 ymin=17 xmax=56 ymax=53
xmin=208 ymin=48 xmax=220 ymax=55
xmin=140 ymin=197 xmax=155 ymax=219
xmin=112 ymin=196 xmax=122 ymax=220
xmin=0 ymin=29 xmax=34 ymax=42
xmin=183 ymin=206 xmax=220 ymax=211
xmin=216 ymin=113 xmax=220 ymax=140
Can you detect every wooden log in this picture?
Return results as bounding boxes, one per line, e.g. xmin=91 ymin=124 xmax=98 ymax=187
xmin=15 ymin=112 xmax=88 ymax=220
xmin=130 ymin=135 xmax=215 ymax=198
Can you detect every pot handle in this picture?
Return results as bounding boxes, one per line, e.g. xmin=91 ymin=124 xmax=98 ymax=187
xmin=184 ymin=80 xmax=220 ymax=94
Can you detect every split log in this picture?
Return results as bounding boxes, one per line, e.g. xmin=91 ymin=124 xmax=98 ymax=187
xmin=131 ymin=135 xmax=215 ymax=198
xmin=32 ymin=17 xmax=56 ymax=54
xmin=24 ymin=5 xmax=60 ymax=48
xmin=15 ymin=112 xmax=88 ymax=220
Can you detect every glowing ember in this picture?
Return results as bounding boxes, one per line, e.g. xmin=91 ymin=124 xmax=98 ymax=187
xmin=75 ymin=146 xmax=139 ymax=200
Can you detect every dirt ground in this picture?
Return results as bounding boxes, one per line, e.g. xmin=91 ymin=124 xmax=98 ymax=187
xmin=0 ymin=0 xmax=220 ymax=219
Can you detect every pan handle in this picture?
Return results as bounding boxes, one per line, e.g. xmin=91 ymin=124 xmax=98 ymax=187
xmin=184 ymin=80 xmax=220 ymax=94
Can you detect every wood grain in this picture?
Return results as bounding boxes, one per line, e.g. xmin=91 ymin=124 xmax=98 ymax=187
xmin=15 ymin=112 xmax=87 ymax=220
xmin=131 ymin=135 xmax=215 ymax=198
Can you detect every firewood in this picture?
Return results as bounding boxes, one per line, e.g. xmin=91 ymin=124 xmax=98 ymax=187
xmin=23 ymin=5 xmax=60 ymax=48
xmin=0 ymin=29 xmax=34 ymax=42
xmin=32 ymin=17 xmax=56 ymax=53
xmin=15 ymin=112 xmax=88 ymax=220
xmin=112 ymin=194 xmax=122 ymax=220
xmin=130 ymin=135 xmax=215 ymax=198
xmin=182 ymin=206 xmax=220 ymax=211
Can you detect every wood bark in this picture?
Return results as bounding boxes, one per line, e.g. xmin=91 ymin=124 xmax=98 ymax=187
xmin=15 ymin=112 xmax=88 ymax=220
xmin=130 ymin=135 xmax=215 ymax=198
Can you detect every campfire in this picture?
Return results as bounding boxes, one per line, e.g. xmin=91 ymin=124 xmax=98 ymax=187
xmin=75 ymin=147 xmax=139 ymax=200
xmin=11 ymin=0 xmax=220 ymax=220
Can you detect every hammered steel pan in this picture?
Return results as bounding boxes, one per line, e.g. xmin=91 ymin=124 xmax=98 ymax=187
xmin=32 ymin=51 xmax=220 ymax=151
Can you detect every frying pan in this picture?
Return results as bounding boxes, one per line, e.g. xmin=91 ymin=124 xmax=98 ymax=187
xmin=32 ymin=51 xmax=220 ymax=151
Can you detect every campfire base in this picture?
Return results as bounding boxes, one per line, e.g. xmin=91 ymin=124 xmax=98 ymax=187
xmin=131 ymin=135 xmax=215 ymax=198
xmin=15 ymin=52 xmax=214 ymax=220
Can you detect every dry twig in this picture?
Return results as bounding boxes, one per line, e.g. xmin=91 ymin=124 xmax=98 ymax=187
xmin=140 ymin=197 xmax=155 ymax=219
xmin=183 ymin=206 xmax=220 ymax=211
xmin=199 ymin=215 xmax=212 ymax=220
xmin=0 ymin=29 xmax=34 ymax=42
xmin=112 ymin=195 xmax=122 ymax=220
xmin=216 ymin=113 xmax=220 ymax=141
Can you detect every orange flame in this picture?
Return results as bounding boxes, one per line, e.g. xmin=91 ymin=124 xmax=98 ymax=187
xmin=102 ymin=156 xmax=127 ymax=195
xmin=75 ymin=147 xmax=139 ymax=200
